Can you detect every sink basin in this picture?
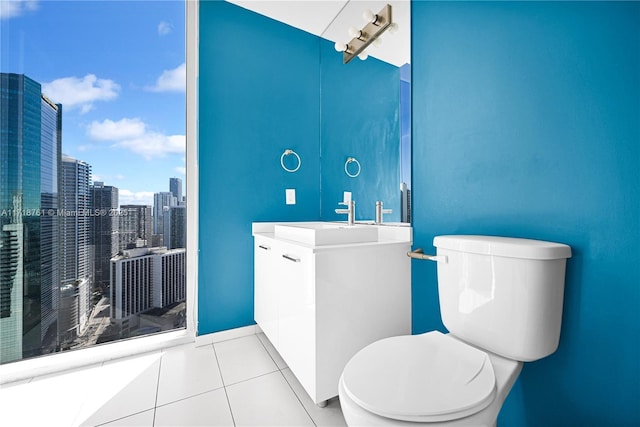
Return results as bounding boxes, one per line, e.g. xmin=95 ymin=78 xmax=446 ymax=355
xmin=274 ymin=222 xmax=378 ymax=246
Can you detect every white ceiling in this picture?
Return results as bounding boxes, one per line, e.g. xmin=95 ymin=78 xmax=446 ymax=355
xmin=227 ymin=1 xmax=411 ymax=67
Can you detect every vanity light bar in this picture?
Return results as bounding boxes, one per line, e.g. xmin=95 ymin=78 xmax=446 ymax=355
xmin=342 ymin=4 xmax=393 ymax=64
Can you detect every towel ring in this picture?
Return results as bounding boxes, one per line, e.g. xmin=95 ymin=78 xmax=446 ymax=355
xmin=344 ymin=157 xmax=361 ymax=178
xmin=281 ymin=149 xmax=301 ymax=173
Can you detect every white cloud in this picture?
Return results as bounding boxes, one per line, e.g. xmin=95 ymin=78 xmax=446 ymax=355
xmin=119 ymin=189 xmax=155 ymax=206
xmin=0 ymin=0 xmax=38 ymax=20
xmin=88 ymin=118 xmax=145 ymax=141
xmin=87 ymin=117 xmax=185 ymax=160
xmin=115 ymin=133 xmax=185 ymax=160
xmin=175 ymin=166 xmax=186 ymax=175
xmin=147 ymin=63 xmax=185 ymax=93
xmin=42 ymin=74 xmax=120 ymax=114
xmin=158 ymin=21 xmax=173 ymax=36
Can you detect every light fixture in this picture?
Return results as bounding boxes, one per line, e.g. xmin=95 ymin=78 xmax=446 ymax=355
xmin=333 ymin=4 xmax=393 ymax=64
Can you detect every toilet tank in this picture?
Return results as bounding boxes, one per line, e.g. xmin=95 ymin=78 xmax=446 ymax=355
xmin=433 ymin=235 xmax=571 ymax=362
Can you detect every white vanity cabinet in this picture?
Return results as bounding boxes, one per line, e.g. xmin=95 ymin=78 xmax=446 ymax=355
xmin=254 ymin=235 xmax=316 ymax=393
xmin=253 ymin=222 xmax=412 ymax=406
xmin=253 ymin=238 xmax=279 ymax=345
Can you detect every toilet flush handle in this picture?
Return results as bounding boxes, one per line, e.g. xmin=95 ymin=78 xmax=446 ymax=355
xmin=407 ymin=248 xmax=448 ymax=263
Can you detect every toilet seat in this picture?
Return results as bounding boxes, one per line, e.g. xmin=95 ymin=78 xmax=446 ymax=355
xmin=341 ymin=331 xmax=497 ymax=423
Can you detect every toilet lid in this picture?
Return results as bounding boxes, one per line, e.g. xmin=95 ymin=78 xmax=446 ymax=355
xmin=341 ymin=331 xmax=497 ymax=422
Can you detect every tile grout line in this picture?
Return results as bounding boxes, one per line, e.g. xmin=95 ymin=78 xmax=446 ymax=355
xmin=94 ymin=409 xmax=155 ymax=427
xmin=152 ymin=351 xmax=163 ymax=426
xmin=212 ymin=342 xmax=237 ymax=426
xmin=222 ymin=368 xmax=281 ymax=388
xmin=255 ymin=333 xmax=281 ymax=369
xmin=278 ymin=369 xmax=318 ymax=427
xmin=98 ymin=354 xmax=163 ymax=426
xmin=215 ymin=334 xmax=280 ymax=388
xmin=90 ymin=356 xmax=163 ymax=426
xmin=153 ymin=385 xmax=226 ymax=409
xmin=151 ymin=344 xmax=231 ymax=410
xmin=256 ymin=334 xmax=317 ymax=426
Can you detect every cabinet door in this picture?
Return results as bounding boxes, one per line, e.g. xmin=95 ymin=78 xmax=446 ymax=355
xmin=276 ymin=243 xmax=317 ymax=401
xmin=254 ymin=238 xmax=278 ymax=346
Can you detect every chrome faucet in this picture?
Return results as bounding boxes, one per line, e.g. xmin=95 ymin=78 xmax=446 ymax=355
xmin=335 ymin=200 xmax=355 ymax=226
xmin=375 ymin=201 xmax=393 ymax=224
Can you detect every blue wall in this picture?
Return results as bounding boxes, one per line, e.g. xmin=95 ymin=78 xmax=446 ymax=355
xmin=198 ymin=1 xmax=321 ymax=334
xmin=411 ymin=1 xmax=640 ymax=425
xmin=198 ymin=2 xmax=402 ymax=334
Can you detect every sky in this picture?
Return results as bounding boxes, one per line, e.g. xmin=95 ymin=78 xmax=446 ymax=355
xmin=1 ymin=0 xmax=186 ymax=206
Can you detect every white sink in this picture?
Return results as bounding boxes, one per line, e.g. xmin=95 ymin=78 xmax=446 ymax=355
xmin=274 ymin=222 xmax=378 ymax=246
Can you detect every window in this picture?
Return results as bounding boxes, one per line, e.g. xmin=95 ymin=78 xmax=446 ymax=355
xmin=0 ymin=1 xmax=188 ymax=366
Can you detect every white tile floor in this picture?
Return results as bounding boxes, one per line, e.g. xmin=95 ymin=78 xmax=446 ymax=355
xmin=0 ymin=333 xmax=347 ymax=427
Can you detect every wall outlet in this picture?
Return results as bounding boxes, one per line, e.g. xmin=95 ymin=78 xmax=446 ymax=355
xmin=286 ymin=188 xmax=296 ymax=205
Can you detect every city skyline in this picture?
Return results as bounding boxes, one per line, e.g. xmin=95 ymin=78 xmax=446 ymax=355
xmin=1 ymin=73 xmax=187 ymax=362
xmin=1 ymin=0 xmax=186 ymax=206
xmin=1 ymin=0 xmax=187 ymax=364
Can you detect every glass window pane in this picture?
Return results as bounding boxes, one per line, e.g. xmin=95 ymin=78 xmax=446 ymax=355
xmin=1 ymin=1 xmax=186 ymax=364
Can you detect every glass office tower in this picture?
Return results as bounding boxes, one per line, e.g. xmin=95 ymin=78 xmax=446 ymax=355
xmin=0 ymin=73 xmax=61 ymax=363
xmin=61 ymin=155 xmax=93 ymax=338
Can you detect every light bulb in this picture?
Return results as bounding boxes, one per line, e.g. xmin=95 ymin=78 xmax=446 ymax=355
xmin=348 ymin=26 xmax=363 ymax=39
xmin=388 ymin=22 xmax=399 ymax=34
xmin=362 ymin=10 xmax=376 ymax=23
xmin=358 ymin=51 xmax=368 ymax=61
xmin=372 ymin=37 xmax=382 ymax=47
xmin=334 ymin=41 xmax=347 ymax=52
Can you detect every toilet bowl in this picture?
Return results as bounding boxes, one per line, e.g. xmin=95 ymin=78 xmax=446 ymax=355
xmin=338 ymin=331 xmax=522 ymax=426
xmin=338 ymin=235 xmax=571 ymax=426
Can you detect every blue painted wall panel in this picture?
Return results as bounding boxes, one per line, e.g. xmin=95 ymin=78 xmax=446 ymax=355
xmin=198 ymin=1 xmax=321 ymax=334
xmin=412 ymin=1 xmax=640 ymax=424
xmin=198 ymin=2 xmax=402 ymax=334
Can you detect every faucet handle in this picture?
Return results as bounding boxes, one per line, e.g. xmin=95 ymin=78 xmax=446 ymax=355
xmin=375 ymin=200 xmax=392 ymax=224
xmin=335 ymin=200 xmax=356 ymax=226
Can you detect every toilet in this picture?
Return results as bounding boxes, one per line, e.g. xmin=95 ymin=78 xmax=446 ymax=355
xmin=339 ymin=235 xmax=571 ymax=426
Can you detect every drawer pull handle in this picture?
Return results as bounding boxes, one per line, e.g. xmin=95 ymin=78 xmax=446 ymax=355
xmin=258 ymin=245 xmax=271 ymax=251
xmin=282 ymin=254 xmax=300 ymax=263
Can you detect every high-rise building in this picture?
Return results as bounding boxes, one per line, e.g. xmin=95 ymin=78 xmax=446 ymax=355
xmin=91 ymin=182 xmax=119 ymax=294
xmin=0 ymin=211 xmax=24 ymax=363
xmin=109 ymin=248 xmax=154 ymax=330
xmin=39 ymin=91 xmax=62 ymax=356
xmin=110 ymin=247 xmax=185 ymax=330
xmin=162 ymin=206 xmax=186 ymax=249
xmin=155 ymin=248 xmax=186 ymax=308
xmin=58 ymin=283 xmax=79 ymax=345
xmin=0 ymin=73 xmax=61 ymax=363
xmin=119 ymin=205 xmax=153 ymax=250
xmin=169 ymin=177 xmax=183 ymax=204
xmin=151 ymin=234 xmax=164 ymax=248
xmin=153 ymin=192 xmax=176 ymax=237
xmin=61 ymin=155 xmax=93 ymax=335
